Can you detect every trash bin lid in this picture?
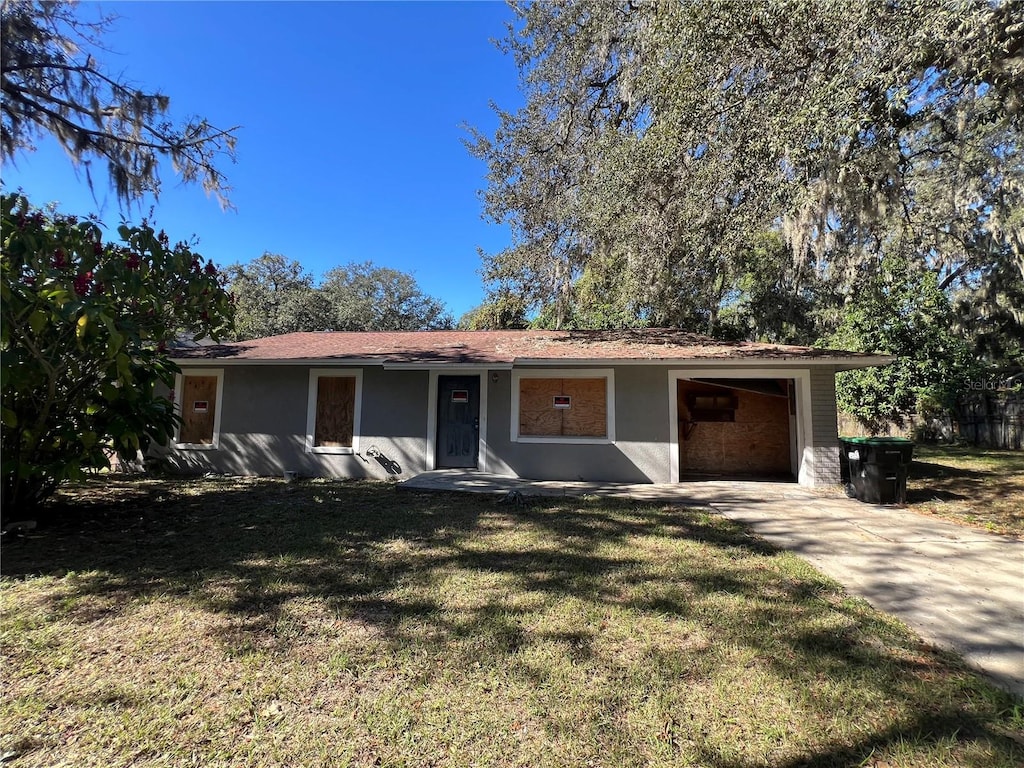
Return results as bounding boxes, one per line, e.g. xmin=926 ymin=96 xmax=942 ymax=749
xmin=838 ymin=436 xmax=914 ymax=446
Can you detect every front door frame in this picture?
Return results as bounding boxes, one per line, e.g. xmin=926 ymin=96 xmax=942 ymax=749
xmin=426 ymin=369 xmax=489 ymax=471
xmin=667 ymin=368 xmax=812 ymax=485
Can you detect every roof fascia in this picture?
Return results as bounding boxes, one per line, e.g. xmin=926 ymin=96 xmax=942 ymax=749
xmin=171 ymin=354 xmax=895 ymax=369
xmin=833 ymin=356 xmax=896 ymax=370
xmin=512 ymin=355 xmax=895 ymax=368
xmin=382 ymin=362 xmax=513 ymax=370
xmin=171 ymin=357 xmax=386 ymax=367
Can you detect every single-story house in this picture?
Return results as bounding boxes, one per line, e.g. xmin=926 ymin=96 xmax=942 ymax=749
xmin=159 ymin=329 xmax=892 ymax=487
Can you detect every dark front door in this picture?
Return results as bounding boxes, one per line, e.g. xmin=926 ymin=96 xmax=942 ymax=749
xmin=436 ymin=376 xmax=480 ymax=468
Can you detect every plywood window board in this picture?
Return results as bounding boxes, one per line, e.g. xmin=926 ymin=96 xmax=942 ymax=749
xmin=314 ymin=376 xmax=356 ymax=448
xmin=179 ymin=375 xmax=218 ymax=444
xmin=519 ymin=377 xmax=607 ymax=437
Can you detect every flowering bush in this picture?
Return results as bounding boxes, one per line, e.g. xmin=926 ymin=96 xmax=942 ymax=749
xmin=1 ymin=192 xmax=233 ymax=511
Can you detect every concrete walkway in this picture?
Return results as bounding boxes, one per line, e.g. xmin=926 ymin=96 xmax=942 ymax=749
xmin=401 ymin=470 xmax=1024 ymax=697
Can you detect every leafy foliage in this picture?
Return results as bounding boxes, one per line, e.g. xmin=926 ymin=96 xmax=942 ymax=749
xmin=468 ymin=0 xmax=1023 ymax=352
xmin=225 ymin=254 xmax=331 ymax=340
xmin=824 ymin=264 xmax=980 ymax=431
xmin=1 ymin=0 xmax=239 ymax=207
xmin=226 ymin=256 xmax=452 ymax=340
xmin=321 ymin=262 xmax=452 ymax=332
xmin=0 ymin=192 xmax=232 ymax=511
xmin=457 ymin=291 xmax=530 ymax=330
xmin=716 ymin=232 xmax=828 ymax=344
xmin=952 ymin=255 xmax=1024 ymax=366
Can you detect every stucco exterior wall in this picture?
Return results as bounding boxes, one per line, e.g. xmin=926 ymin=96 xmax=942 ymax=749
xmin=158 ymin=365 xmax=430 ymax=480
xmin=485 ymin=366 xmax=670 ymax=483
xmin=159 ymin=361 xmax=845 ymax=487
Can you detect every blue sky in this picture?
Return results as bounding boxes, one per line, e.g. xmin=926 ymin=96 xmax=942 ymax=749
xmin=1 ymin=1 xmax=522 ymax=320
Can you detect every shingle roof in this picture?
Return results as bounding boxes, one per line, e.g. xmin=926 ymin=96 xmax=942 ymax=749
xmin=172 ymin=329 xmax=891 ymax=368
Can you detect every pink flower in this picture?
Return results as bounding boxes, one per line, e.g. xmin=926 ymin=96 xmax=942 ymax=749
xmin=73 ymin=271 xmax=93 ymax=295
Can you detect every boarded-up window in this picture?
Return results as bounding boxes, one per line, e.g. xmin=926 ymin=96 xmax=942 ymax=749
xmin=314 ymin=376 xmax=356 ymax=448
xmin=519 ymin=377 xmax=607 ymax=437
xmin=179 ymin=375 xmax=218 ymax=445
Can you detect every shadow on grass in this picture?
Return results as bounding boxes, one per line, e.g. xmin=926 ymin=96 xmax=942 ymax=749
xmin=907 ymin=457 xmax=1023 ymax=519
xmin=694 ymin=711 xmax=1015 ymax=768
xmin=4 ymin=476 xmax=1021 ymax=764
xmin=908 ymin=459 xmax=989 ymax=481
xmin=905 ymin=459 xmax=981 ymax=504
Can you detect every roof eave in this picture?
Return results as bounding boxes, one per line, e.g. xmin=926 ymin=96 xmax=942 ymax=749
xmin=171 ymin=356 xmax=387 ymax=366
xmin=832 ymin=355 xmax=896 ymax=371
xmin=171 ymin=354 xmax=896 ymax=369
xmin=382 ymin=362 xmax=514 ymax=370
xmin=513 ymin=355 xmax=896 ymax=368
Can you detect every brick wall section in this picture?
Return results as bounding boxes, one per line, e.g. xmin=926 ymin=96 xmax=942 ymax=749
xmin=677 ymin=380 xmax=792 ymax=476
xmin=809 ymin=367 xmax=841 ymax=484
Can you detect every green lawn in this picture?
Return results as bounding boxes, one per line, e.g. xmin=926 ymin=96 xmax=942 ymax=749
xmin=1 ymin=477 xmax=1021 ymax=767
xmin=907 ymin=445 xmax=1024 ymax=537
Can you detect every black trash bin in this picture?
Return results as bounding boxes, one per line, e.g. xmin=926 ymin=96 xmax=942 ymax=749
xmin=839 ymin=437 xmax=914 ymax=505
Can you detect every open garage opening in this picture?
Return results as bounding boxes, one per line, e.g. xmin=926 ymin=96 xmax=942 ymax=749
xmin=676 ymin=377 xmax=797 ymax=481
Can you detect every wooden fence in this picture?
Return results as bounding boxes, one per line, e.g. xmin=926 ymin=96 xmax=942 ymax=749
xmin=955 ymin=387 xmax=1023 ymax=449
xmin=838 ymin=386 xmax=1023 ymax=450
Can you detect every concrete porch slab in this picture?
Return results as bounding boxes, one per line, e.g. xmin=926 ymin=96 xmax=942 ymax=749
xmin=399 ymin=468 xmax=807 ymax=504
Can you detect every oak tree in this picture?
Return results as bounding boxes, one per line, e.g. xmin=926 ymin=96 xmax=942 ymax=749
xmin=1 ymin=0 xmax=239 ymax=207
xmin=225 ymin=254 xmax=331 ymax=340
xmin=320 ymin=262 xmax=452 ymax=332
xmin=226 ymin=257 xmax=453 ymax=339
xmin=468 ymin=0 xmax=1023 ymax=347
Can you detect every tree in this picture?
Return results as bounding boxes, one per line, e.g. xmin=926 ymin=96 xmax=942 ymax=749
xmin=952 ymin=253 xmax=1024 ymax=370
xmin=457 ymin=291 xmax=530 ymax=330
xmin=1 ymin=0 xmax=239 ymax=207
xmin=467 ymin=0 xmax=1023 ymax=335
xmin=824 ymin=261 xmax=980 ymax=432
xmin=716 ymin=231 xmax=825 ymax=344
xmin=225 ymin=253 xmax=331 ymax=341
xmin=320 ymin=262 xmax=452 ymax=331
xmin=1 ymin=192 xmax=232 ymax=511
xmin=226 ymin=257 xmax=453 ymax=338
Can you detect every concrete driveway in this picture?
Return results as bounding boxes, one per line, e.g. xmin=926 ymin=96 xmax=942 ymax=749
xmin=402 ymin=470 xmax=1024 ymax=697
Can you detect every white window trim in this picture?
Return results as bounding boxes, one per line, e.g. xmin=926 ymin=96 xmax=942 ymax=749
xmin=667 ymin=369 xmax=812 ymax=485
xmin=173 ymin=368 xmax=224 ymax=450
xmin=511 ymin=368 xmax=615 ymax=445
xmin=305 ymin=368 xmax=363 ymax=455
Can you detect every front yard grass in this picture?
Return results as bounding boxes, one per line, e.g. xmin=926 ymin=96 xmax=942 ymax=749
xmin=908 ymin=445 xmax=1024 ymax=537
xmin=1 ymin=477 xmax=1021 ymax=768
